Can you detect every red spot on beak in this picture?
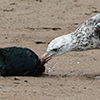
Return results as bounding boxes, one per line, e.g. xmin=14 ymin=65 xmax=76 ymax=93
xmin=41 ymin=54 xmax=46 ymax=62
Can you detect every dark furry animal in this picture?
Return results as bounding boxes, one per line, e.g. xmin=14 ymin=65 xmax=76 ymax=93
xmin=0 ymin=47 xmax=45 ymax=76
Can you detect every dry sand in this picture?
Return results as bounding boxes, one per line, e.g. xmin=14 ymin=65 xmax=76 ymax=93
xmin=0 ymin=0 xmax=100 ymax=100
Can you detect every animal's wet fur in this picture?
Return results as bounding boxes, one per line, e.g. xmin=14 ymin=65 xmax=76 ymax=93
xmin=0 ymin=47 xmax=45 ymax=76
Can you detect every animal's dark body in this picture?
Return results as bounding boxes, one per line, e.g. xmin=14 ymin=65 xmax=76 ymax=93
xmin=0 ymin=47 xmax=45 ymax=76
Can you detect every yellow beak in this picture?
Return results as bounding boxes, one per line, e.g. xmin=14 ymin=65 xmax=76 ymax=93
xmin=41 ymin=54 xmax=54 ymax=63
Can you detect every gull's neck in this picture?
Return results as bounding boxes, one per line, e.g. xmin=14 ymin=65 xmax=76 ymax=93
xmin=63 ymin=31 xmax=100 ymax=52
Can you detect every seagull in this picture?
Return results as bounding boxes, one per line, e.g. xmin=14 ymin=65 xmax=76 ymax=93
xmin=41 ymin=13 xmax=100 ymax=63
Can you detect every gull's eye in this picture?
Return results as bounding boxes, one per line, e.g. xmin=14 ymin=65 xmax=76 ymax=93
xmin=52 ymin=48 xmax=58 ymax=51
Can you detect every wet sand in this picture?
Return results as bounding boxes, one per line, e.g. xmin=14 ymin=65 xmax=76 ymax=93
xmin=0 ymin=0 xmax=100 ymax=100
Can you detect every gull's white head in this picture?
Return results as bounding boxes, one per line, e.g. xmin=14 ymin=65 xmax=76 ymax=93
xmin=41 ymin=34 xmax=72 ymax=63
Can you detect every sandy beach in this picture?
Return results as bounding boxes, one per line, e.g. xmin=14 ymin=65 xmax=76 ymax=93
xmin=0 ymin=0 xmax=100 ymax=100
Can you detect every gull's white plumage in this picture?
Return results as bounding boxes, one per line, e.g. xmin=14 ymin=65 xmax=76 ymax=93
xmin=42 ymin=13 xmax=100 ymax=60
